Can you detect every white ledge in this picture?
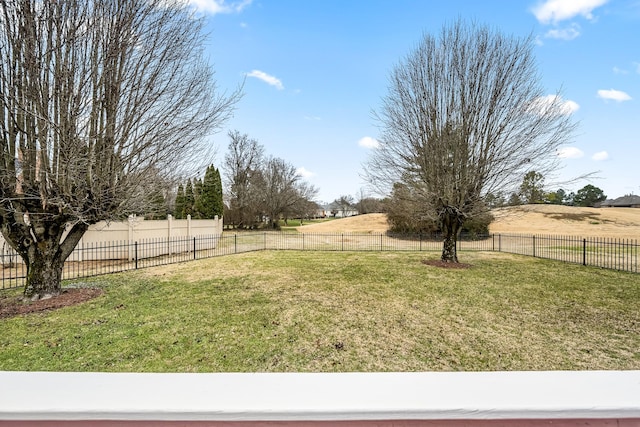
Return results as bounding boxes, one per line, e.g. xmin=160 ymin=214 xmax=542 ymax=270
xmin=0 ymin=371 xmax=639 ymax=421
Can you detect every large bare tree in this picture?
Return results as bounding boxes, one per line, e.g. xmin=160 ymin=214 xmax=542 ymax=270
xmin=223 ymin=130 xmax=265 ymax=228
xmin=0 ymin=0 xmax=239 ymax=298
xmin=260 ymin=156 xmax=318 ymax=229
xmin=364 ymin=20 xmax=576 ymax=262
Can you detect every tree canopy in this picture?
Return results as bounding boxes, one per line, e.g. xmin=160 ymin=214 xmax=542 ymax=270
xmin=573 ymin=184 xmax=606 ymax=207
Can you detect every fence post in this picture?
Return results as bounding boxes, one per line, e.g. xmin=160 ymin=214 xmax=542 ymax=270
xmin=499 ymin=234 xmax=502 ymax=252
xmin=235 ymin=234 xmax=237 ymax=254
xmin=264 ymin=232 xmax=267 ymax=250
xmin=135 ymin=242 xmax=138 ymax=269
xmin=419 ymin=233 xmax=422 ymax=251
xmin=583 ymin=238 xmax=587 ymax=266
xmin=380 ymin=234 xmax=383 ymax=251
xmin=492 ymin=234 xmax=495 ymax=252
xmin=167 ymin=214 xmax=173 ymax=256
xmin=342 ymin=233 xmax=344 ymax=251
xmin=193 ymin=237 xmax=196 ymax=260
xmin=533 ymin=235 xmax=536 ymax=258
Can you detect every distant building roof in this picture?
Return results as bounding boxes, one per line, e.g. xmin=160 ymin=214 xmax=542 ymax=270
xmin=600 ymin=195 xmax=640 ymax=207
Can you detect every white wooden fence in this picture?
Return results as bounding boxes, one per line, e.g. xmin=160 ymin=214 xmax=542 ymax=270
xmin=0 ymin=215 xmax=223 ymax=262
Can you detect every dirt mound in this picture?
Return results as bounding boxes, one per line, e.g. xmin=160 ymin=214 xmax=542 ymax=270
xmin=297 ymin=213 xmax=389 ymax=233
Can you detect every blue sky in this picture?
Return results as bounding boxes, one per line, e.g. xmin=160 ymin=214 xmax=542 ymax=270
xmin=190 ymin=0 xmax=639 ymax=204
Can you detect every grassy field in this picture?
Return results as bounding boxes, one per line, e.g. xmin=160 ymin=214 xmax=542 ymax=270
xmin=1 ymin=251 xmax=638 ymax=372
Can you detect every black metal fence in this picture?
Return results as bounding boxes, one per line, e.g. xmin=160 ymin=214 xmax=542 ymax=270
xmin=1 ymin=232 xmax=638 ymax=290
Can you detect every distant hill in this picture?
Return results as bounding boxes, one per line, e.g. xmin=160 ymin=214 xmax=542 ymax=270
xmin=296 ymin=206 xmax=640 ymax=238
xmin=296 ymin=214 xmax=389 ymax=234
xmin=489 ymin=204 xmax=640 ymax=238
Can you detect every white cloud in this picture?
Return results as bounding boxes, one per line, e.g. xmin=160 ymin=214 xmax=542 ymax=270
xmin=246 ymin=70 xmax=284 ymax=90
xmin=529 ymin=95 xmax=580 ymax=116
xmin=597 ymin=89 xmax=632 ymax=102
xmin=358 ymin=136 xmax=380 ymax=149
xmin=613 ymin=66 xmax=628 ymax=75
xmin=531 ymin=0 xmax=609 ymax=24
xmin=592 ymin=151 xmax=609 ymax=161
xmin=186 ymin=0 xmax=252 ymax=15
xmin=557 ymin=147 xmax=585 ymax=159
xmin=544 ymin=24 xmax=581 ymax=40
xmin=296 ymin=167 xmax=315 ymax=178
xmin=561 ymin=99 xmax=580 ymax=114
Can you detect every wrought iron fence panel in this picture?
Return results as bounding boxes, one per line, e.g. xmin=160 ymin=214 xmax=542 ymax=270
xmin=1 ymin=232 xmax=637 ymax=291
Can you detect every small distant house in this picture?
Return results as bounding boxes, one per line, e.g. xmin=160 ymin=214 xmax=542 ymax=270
xmin=324 ymin=203 xmax=359 ymax=218
xmin=598 ymin=195 xmax=640 ymax=208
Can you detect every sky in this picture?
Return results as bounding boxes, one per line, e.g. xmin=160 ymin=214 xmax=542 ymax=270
xmin=188 ymin=0 xmax=640 ymax=204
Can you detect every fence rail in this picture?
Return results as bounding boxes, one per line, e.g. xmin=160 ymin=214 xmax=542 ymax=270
xmin=1 ymin=232 xmax=638 ymax=290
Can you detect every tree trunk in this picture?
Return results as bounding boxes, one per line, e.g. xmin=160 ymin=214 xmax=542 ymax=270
xmin=440 ymin=206 xmax=465 ymax=263
xmin=1 ymin=219 xmax=88 ymax=300
xmin=24 ymin=251 xmax=66 ymax=300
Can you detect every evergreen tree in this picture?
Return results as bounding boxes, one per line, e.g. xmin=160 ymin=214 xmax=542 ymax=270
xmin=193 ymin=178 xmax=204 ymax=218
xmin=184 ymin=179 xmax=195 ymax=218
xmin=174 ymin=184 xmax=186 ymax=219
xmin=196 ymin=166 xmax=215 ymax=219
xmin=213 ymin=167 xmax=224 ymax=218
xmin=573 ymin=185 xmax=606 ymax=207
xmin=519 ymin=171 xmax=545 ymax=204
xmin=196 ymin=165 xmax=225 ymax=219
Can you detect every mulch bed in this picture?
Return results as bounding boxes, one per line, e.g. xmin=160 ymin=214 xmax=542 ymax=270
xmin=422 ymin=259 xmax=472 ymax=269
xmin=0 ymin=288 xmax=103 ymax=320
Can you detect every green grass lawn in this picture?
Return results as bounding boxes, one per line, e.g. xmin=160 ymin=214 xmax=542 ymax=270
xmin=1 ymin=251 xmax=638 ymax=372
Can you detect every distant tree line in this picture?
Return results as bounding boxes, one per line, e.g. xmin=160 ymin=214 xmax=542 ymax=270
xmin=485 ymin=171 xmax=607 ymax=208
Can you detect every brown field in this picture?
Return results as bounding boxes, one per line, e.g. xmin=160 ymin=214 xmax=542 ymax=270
xmin=298 ymin=205 xmax=640 ymax=239
xmin=490 ymin=204 xmax=640 ymax=238
xmin=297 ymin=213 xmax=389 ymax=233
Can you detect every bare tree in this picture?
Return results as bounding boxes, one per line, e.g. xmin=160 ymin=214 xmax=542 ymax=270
xmin=364 ymin=20 xmax=576 ymax=262
xmin=260 ymin=157 xmax=318 ymax=229
xmin=355 ymin=188 xmax=383 ymax=214
xmin=330 ymin=195 xmax=355 ymax=217
xmin=0 ymin=0 xmax=240 ymax=298
xmin=223 ymin=130 xmax=265 ymax=228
